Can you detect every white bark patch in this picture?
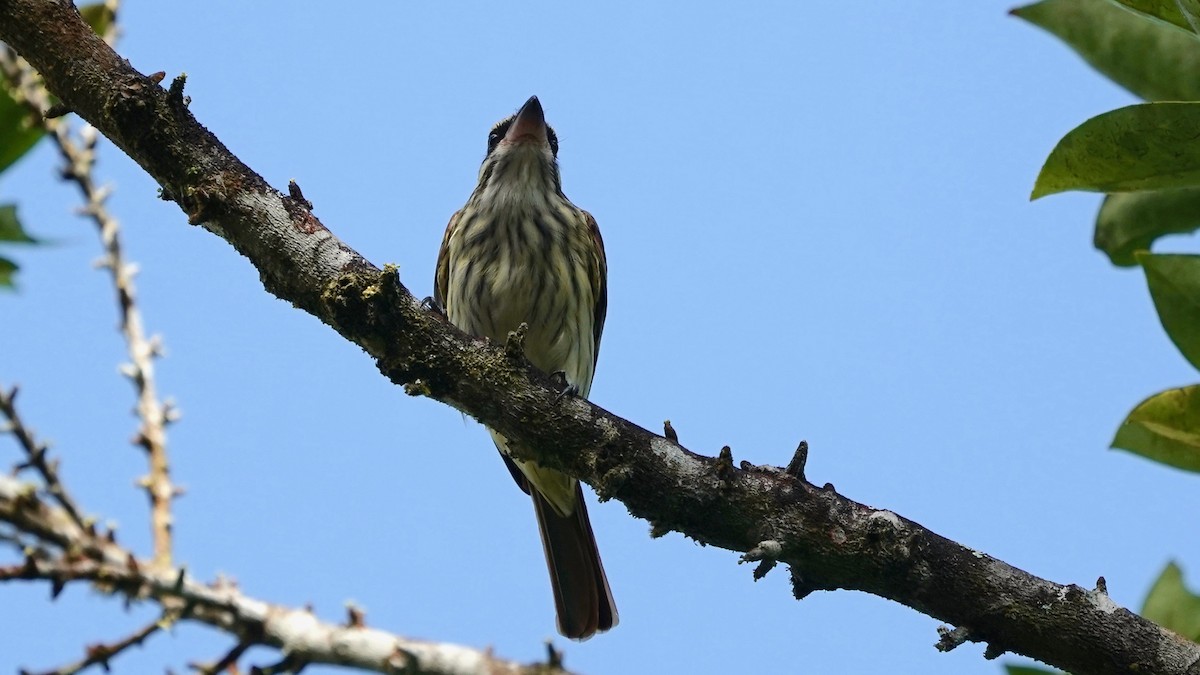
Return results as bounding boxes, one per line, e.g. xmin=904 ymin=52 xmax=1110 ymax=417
xmin=868 ymin=510 xmax=902 ymax=528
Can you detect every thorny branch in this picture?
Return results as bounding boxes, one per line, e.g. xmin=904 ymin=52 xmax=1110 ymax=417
xmin=0 ymin=0 xmax=179 ymax=570
xmin=1 ymin=386 xmax=86 ymax=530
xmin=1 ymin=1 xmax=1199 ymax=674
xmin=0 ymin=474 xmax=570 ymax=675
xmin=20 ymin=618 xmax=164 ymax=675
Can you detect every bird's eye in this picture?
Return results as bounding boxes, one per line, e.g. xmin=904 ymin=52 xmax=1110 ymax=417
xmin=547 ymin=125 xmax=559 ymax=158
xmin=487 ymin=117 xmax=514 ymax=154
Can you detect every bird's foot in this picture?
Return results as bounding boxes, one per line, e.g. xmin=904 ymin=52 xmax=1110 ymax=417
xmin=421 ymin=296 xmax=447 ymax=318
xmin=550 ymin=370 xmax=580 ymax=404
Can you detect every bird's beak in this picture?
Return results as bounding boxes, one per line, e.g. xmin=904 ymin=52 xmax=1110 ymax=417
xmin=505 ymin=96 xmax=548 ymax=144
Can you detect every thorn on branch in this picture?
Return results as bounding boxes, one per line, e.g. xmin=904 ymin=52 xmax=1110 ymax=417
xmin=345 ymin=601 xmax=365 ymax=628
xmin=380 ymin=263 xmax=402 ymax=294
xmin=403 ymin=379 xmax=431 ymax=397
xmin=190 ymin=639 xmax=252 ymax=675
xmin=662 ymin=419 xmax=678 ymax=443
xmin=163 ymin=399 xmax=182 ymax=424
xmin=545 ymin=641 xmax=564 ymax=670
xmin=648 ymin=521 xmax=671 ymax=539
xmin=37 ymin=618 xmax=163 ymax=675
xmin=983 ymin=642 xmax=1006 ymax=660
xmin=504 ymin=323 xmax=528 ymax=363
xmin=168 ymin=73 xmax=189 ymax=109
xmin=50 ymin=576 xmax=66 ymax=599
xmin=740 ymin=540 xmax=782 ymax=580
xmin=287 ymin=180 xmax=313 ymax=210
xmin=250 ymin=653 xmax=309 ymax=675
xmin=789 ymin=565 xmax=815 ymax=600
xmin=44 ymin=102 xmax=71 ymax=119
xmin=713 ymin=445 xmax=735 ymax=488
xmin=786 ymin=440 xmax=808 ymax=481
xmin=935 ymin=624 xmax=971 ymax=652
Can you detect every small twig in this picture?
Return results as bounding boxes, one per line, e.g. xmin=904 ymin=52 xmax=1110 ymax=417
xmin=190 ymin=639 xmax=253 ymax=675
xmin=0 ymin=385 xmax=87 ymax=529
xmin=0 ymin=472 xmax=570 ymax=675
xmin=23 ymin=616 xmax=162 ymax=675
xmin=249 ymin=654 xmax=308 ymax=675
xmin=740 ymin=539 xmax=782 ymax=580
xmin=936 ymin=624 xmax=972 ymax=652
xmin=0 ymin=7 xmax=178 ymax=570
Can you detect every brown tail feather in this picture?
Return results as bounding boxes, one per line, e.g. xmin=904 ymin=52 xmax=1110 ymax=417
xmin=531 ymin=483 xmax=618 ymax=640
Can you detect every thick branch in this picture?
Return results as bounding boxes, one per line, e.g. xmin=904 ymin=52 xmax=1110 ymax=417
xmin=1 ymin=1 xmax=1196 ymax=673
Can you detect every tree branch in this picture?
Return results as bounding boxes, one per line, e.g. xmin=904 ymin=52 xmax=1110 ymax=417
xmin=1 ymin=1 xmax=1196 ymax=673
xmin=1 ymin=385 xmax=86 ymax=531
xmin=0 ymin=0 xmax=179 ymax=571
xmin=21 ymin=616 xmax=163 ymax=675
xmin=0 ymin=475 xmax=571 ymax=675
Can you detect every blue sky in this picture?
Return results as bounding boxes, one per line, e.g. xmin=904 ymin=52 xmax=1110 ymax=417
xmin=3 ymin=2 xmax=1197 ymax=673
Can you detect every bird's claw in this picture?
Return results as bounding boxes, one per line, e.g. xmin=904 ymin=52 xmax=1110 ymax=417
xmin=421 ymin=296 xmax=447 ymax=318
xmin=550 ymin=370 xmax=579 ymax=404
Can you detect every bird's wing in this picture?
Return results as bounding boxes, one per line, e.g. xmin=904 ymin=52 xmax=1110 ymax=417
xmin=584 ymin=210 xmax=607 ymax=367
xmin=433 ymin=209 xmax=460 ymax=310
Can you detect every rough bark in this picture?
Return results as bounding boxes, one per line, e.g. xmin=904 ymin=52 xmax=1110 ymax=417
xmin=1 ymin=1 xmax=1197 ymax=673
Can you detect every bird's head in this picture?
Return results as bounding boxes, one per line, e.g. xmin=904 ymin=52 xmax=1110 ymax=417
xmin=474 ymin=96 xmax=564 ymax=200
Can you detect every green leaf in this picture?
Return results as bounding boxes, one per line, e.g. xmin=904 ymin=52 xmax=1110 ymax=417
xmin=1112 ymin=385 xmax=1200 ymax=472
xmin=1112 ymin=0 xmax=1195 ymax=32
xmin=1142 ymin=561 xmax=1200 ymax=640
xmin=1032 ymin=103 xmax=1200 ymax=199
xmin=1013 ymin=0 xmax=1200 ymax=101
xmin=1178 ymin=0 xmax=1200 ymax=32
xmin=0 ymin=3 xmax=111 ymax=176
xmin=0 ymin=84 xmax=43 ymax=175
xmin=1094 ymin=189 xmax=1200 ymax=266
xmin=79 ymin=2 xmax=115 ymax=36
xmin=1141 ymin=253 xmax=1200 ymax=370
xmin=0 ymin=204 xmax=36 ymax=244
xmin=0 ymin=255 xmax=15 ymax=289
xmin=1003 ymin=666 xmax=1064 ymax=675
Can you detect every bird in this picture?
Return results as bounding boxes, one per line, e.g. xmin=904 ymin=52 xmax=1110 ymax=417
xmin=433 ymin=96 xmax=617 ymax=640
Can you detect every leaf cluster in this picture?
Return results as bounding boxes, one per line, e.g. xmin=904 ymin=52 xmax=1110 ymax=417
xmin=1009 ymin=1 xmax=1200 ymax=672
